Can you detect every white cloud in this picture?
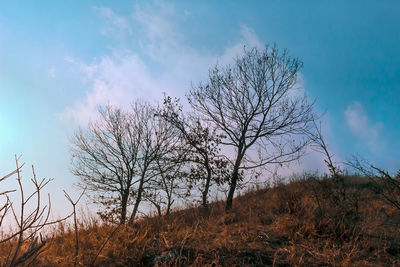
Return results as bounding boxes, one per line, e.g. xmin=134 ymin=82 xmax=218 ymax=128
xmin=93 ymin=6 xmax=132 ymax=39
xmin=48 ymin=67 xmax=56 ymax=78
xmin=61 ymin=2 xmax=268 ymax=125
xmin=64 ymin=56 xmax=76 ymax=64
xmin=345 ymin=101 xmax=385 ymax=153
xmin=218 ymin=24 xmax=262 ymax=65
xmin=133 ymin=1 xmax=176 ymax=43
xmin=61 ymin=52 xmax=162 ymax=125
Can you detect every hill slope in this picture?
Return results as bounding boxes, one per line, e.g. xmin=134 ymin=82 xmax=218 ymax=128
xmin=3 ymin=175 xmax=400 ymax=266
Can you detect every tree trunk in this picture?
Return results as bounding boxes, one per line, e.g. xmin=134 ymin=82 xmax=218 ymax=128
xmin=156 ymin=203 xmax=162 ymax=217
xmin=129 ymin=175 xmax=145 ymax=223
xmin=202 ymin=164 xmax=212 ymax=209
xmin=120 ymin=191 xmax=129 ymax=224
xmin=226 ymin=154 xmax=242 ymax=211
xmin=226 ymin=167 xmax=239 ymax=211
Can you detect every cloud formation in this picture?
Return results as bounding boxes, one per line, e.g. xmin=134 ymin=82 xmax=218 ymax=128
xmin=61 ymin=52 xmax=161 ymax=125
xmin=93 ymin=6 xmax=132 ymax=39
xmin=345 ymin=101 xmax=385 ymax=153
xmin=61 ymin=1 xmax=263 ymax=125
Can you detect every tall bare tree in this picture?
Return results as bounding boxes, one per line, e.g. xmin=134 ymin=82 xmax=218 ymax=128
xmin=188 ymin=45 xmax=315 ymax=210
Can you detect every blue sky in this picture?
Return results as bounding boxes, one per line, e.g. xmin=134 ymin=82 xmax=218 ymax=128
xmin=0 ymin=1 xmax=399 ymax=209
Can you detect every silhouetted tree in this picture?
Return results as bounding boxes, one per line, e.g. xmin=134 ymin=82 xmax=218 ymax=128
xmin=307 ymin=119 xmax=347 ymax=202
xmin=145 ymin=159 xmax=187 ymax=216
xmin=188 ymin=45 xmax=315 ymax=210
xmin=158 ymin=96 xmax=230 ymax=209
xmin=127 ymin=102 xmax=180 ymax=223
xmin=71 ymin=102 xmax=179 ymax=224
xmin=71 ymin=105 xmax=140 ymax=224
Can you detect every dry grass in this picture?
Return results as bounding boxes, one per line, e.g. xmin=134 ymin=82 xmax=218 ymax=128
xmin=1 ymin=175 xmax=400 ymax=266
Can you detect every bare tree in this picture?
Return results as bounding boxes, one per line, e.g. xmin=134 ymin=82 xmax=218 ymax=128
xmin=306 ymin=119 xmax=348 ymax=203
xmin=71 ymin=102 xmax=179 ymax=224
xmin=145 ymin=159 xmax=187 ymax=216
xmin=307 ymin=119 xmax=340 ymax=177
xmin=305 ymin=119 xmax=364 ymax=224
xmin=188 ymin=45 xmax=314 ymax=210
xmin=1 ymin=156 xmax=71 ymax=266
xmin=71 ymin=105 xmax=140 ymax=224
xmin=127 ymin=102 xmax=180 ymax=223
xmin=158 ymin=96 xmax=230 ymax=209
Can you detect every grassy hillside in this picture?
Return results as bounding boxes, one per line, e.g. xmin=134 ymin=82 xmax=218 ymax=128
xmin=1 ymin=175 xmax=400 ymax=266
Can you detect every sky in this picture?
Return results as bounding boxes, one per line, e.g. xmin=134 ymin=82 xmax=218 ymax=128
xmin=0 ymin=1 xmax=399 ymax=212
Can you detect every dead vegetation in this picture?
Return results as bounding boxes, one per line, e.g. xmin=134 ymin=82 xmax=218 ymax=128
xmin=0 ymin=174 xmax=397 ymax=266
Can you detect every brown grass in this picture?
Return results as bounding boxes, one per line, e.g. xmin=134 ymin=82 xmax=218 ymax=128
xmin=1 ymin=175 xmax=400 ymax=266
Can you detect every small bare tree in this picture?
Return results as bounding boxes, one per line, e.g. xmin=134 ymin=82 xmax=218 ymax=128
xmin=306 ymin=119 xmax=348 ymax=202
xmin=0 ymin=156 xmax=71 ymax=266
xmin=127 ymin=102 xmax=180 ymax=223
xmin=307 ymin=119 xmax=340 ymax=177
xmin=306 ymin=120 xmax=364 ymax=231
xmin=349 ymin=157 xmax=400 ymax=211
xmin=158 ymin=96 xmax=230 ymax=209
xmin=188 ymin=45 xmax=314 ymax=210
xmin=145 ymin=159 xmax=187 ymax=216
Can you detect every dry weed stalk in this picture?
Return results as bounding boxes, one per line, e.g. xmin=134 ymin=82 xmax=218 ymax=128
xmin=63 ymin=189 xmax=85 ymax=267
